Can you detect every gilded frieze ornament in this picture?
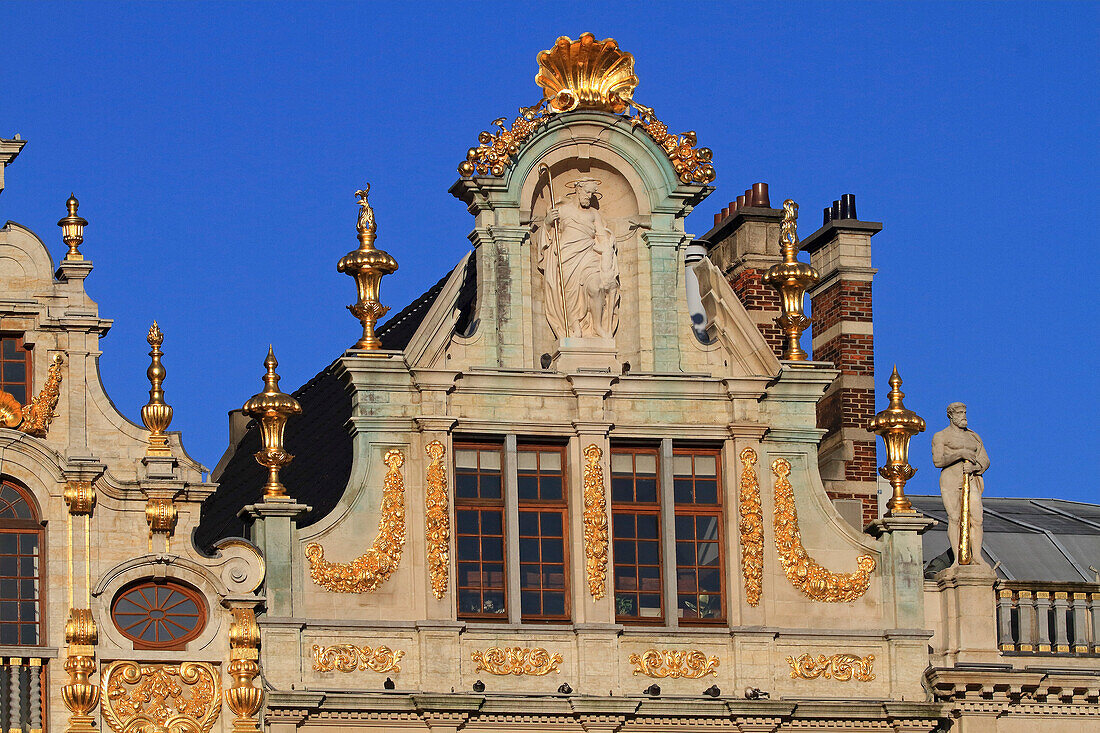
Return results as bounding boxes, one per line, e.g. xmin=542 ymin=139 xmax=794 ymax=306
xmin=140 ymin=321 xmax=173 ymax=456
xmin=771 ymin=458 xmax=875 ymax=603
xmin=868 ymin=367 xmax=926 ymax=515
xmin=786 ymin=653 xmax=875 ymax=682
xmin=457 ymin=33 xmax=715 ymax=184
xmin=582 ymin=443 xmax=609 ymax=599
xmin=629 ymin=649 xmax=720 ymax=679
xmin=225 ymin=608 xmax=263 ymax=733
xmin=61 ymin=609 xmax=100 ymax=733
xmin=241 ymin=347 xmax=302 ymax=499
xmin=738 ymin=447 xmax=764 ymax=607
xmin=471 ymin=647 xmax=562 ymax=676
xmin=312 ymin=644 xmax=405 ymax=674
xmin=763 ymin=200 xmax=819 ymax=361
xmin=338 ymin=186 xmax=399 ymax=351
xmin=305 ymin=449 xmax=407 ymax=593
xmin=425 ymin=440 xmax=450 ymax=600
xmin=0 ymin=353 xmax=64 ymax=438
xmin=101 ymin=661 xmax=222 ymax=733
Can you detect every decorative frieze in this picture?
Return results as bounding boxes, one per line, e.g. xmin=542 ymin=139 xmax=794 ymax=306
xmin=786 ymin=653 xmax=875 ymax=682
xmin=425 ymin=440 xmax=450 ymax=599
xmin=629 ymin=649 xmax=719 ymax=679
xmin=738 ymin=447 xmax=764 ymax=607
xmin=101 ymin=661 xmax=221 ymax=733
xmin=471 ymin=647 xmax=562 ymax=676
xmin=582 ymin=443 xmax=609 ymax=599
xmin=312 ymin=644 xmax=405 ymax=674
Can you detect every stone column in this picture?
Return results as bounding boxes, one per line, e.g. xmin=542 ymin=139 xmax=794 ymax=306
xmin=243 ymin=499 xmax=311 ymax=617
xmin=503 ymin=434 xmax=522 ymax=624
xmin=933 ymin=565 xmax=1001 ymax=664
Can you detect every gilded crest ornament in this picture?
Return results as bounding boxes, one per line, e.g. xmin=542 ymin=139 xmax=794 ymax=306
xmin=471 ymin=647 xmax=562 ymax=676
xmin=738 ymin=447 xmax=764 ymax=607
xmin=425 ymin=440 xmax=450 ymax=599
xmin=771 ymin=458 xmax=875 ymax=603
xmin=786 ymin=653 xmax=875 ymax=682
xmin=312 ymin=644 xmax=405 ymax=674
xmin=305 ymin=449 xmax=406 ymax=593
xmin=1 ymin=352 xmax=64 ymax=438
xmin=629 ymin=649 xmax=720 ymax=679
xmin=582 ymin=443 xmax=609 ymax=599
xmin=101 ymin=661 xmax=221 ymax=733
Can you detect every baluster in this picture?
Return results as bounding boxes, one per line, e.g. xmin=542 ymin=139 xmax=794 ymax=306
xmin=27 ymin=659 xmax=40 ymax=733
xmin=1091 ymin=592 xmax=1100 ymax=654
xmin=1053 ymin=591 xmax=1071 ymax=653
xmin=1035 ymin=591 xmax=1052 ymax=652
xmin=1071 ymin=593 xmax=1089 ymax=654
xmin=997 ymin=589 xmax=1015 ymax=651
xmin=7 ymin=658 xmax=21 ymax=733
xmin=0 ymin=658 xmax=7 ymax=733
xmin=1017 ymin=590 xmax=1036 ymax=652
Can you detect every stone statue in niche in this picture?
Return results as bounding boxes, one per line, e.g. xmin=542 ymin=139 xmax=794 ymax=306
xmin=931 ymin=402 xmax=990 ymax=567
xmin=536 ymin=177 xmax=620 ymax=339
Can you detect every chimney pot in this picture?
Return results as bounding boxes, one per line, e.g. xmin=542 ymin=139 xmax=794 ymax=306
xmin=831 ymin=200 xmax=841 ymax=221
xmin=823 ymin=206 xmax=833 ymax=225
xmin=840 ymin=193 xmax=857 ymax=220
xmin=751 ymin=182 xmax=770 ymax=208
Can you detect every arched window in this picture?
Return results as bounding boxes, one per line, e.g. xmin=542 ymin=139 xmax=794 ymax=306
xmin=0 ymin=479 xmax=43 ymax=646
xmin=111 ymin=580 xmax=207 ymax=650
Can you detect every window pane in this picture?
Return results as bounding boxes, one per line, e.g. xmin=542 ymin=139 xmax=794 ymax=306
xmin=637 ymin=515 xmax=659 ymax=539
xmin=673 ymin=455 xmax=693 ymax=476
xmin=517 ymin=475 xmax=539 ymax=501
xmin=697 ymin=516 xmax=719 ymax=541
xmin=635 ymin=478 xmax=657 ymax=503
xmin=455 ymin=473 xmax=479 ymax=499
xmin=521 ymin=590 xmax=541 ymax=616
xmin=541 ymin=537 xmax=563 ymax=564
xmin=674 ymin=478 xmax=693 ymax=504
xmin=479 ymin=474 xmax=502 ymax=499
xmin=541 ymin=451 xmax=562 ymax=471
xmin=455 ymin=450 xmax=478 ymax=469
xmin=611 ymin=477 xmax=633 ymax=503
xmin=479 ymin=450 xmax=501 ymax=471
xmin=0 ymin=625 xmax=15 ymax=644
xmin=517 ymin=451 xmax=538 ymax=471
xmin=0 ymin=535 xmax=14 ymax=553
xmin=636 ymin=454 xmax=657 ymax=475
xmin=481 ymin=510 xmax=502 ymax=535
xmin=543 ymin=591 xmax=565 ymax=617
xmin=611 ymin=453 xmax=633 ymax=474
xmin=18 ymin=534 xmax=37 ymax=553
xmin=519 ymin=537 xmax=539 ymax=561
xmin=1 ymin=339 xmax=18 ymax=358
xmin=694 ymin=479 xmax=718 ymax=505
xmin=0 ymin=579 xmax=14 ymax=597
xmin=694 ymin=455 xmax=717 ymax=476
xmin=20 ymin=624 xmax=36 ymax=645
xmin=3 ymin=361 xmax=25 ymax=383
xmin=539 ymin=476 xmax=562 ymax=501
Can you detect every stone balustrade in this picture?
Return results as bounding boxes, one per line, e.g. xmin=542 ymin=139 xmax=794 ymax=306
xmin=0 ymin=655 xmax=46 ymax=733
xmin=997 ymin=582 xmax=1100 ymax=655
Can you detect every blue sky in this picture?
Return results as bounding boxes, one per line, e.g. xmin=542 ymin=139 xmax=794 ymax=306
xmin=1 ymin=2 xmax=1096 ymax=501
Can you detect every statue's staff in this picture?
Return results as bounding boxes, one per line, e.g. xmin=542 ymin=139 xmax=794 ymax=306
xmin=959 ymin=469 xmax=972 ymax=565
xmin=538 ymin=163 xmax=570 ymax=335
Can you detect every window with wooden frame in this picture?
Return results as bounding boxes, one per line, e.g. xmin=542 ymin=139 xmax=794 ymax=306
xmin=610 ymin=447 xmax=663 ymax=623
xmin=0 ymin=479 xmax=43 ymax=646
xmin=454 ymin=444 xmax=507 ymax=619
xmin=0 ymin=336 xmax=31 ymax=405
xmin=517 ymin=445 xmax=568 ymax=621
xmin=110 ymin=580 xmax=206 ymax=650
xmin=673 ymin=449 xmax=724 ymax=622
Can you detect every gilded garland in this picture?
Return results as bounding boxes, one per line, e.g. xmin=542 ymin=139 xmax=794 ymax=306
xmin=101 ymin=661 xmax=221 ymax=733
xmin=425 ymin=440 xmax=450 ymax=600
xmin=0 ymin=353 xmax=64 ymax=438
xmin=312 ymin=644 xmax=405 ymax=674
xmin=629 ymin=649 xmax=720 ymax=679
xmin=471 ymin=647 xmax=562 ymax=676
xmin=457 ymin=33 xmax=715 ymax=185
xmin=786 ymin=653 xmax=875 ymax=682
xmin=582 ymin=443 xmax=609 ymax=599
xmin=738 ymin=447 xmax=764 ymax=607
xmin=771 ymin=458 xmax=875 ymax=603
xmin=305 ymin=449 xmax=406 ymax=593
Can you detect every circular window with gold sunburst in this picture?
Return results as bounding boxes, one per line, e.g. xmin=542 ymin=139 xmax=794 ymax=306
xmin=111 ymin=580 xmax=206 ymax=649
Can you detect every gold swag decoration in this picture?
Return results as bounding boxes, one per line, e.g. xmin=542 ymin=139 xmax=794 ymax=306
xmin=457 ymin=33 xmax=715 ymax=184
xmin=787 ymin=653 xmax=875 ymax=682
xmin=629 ymin=649 xmax=720 ymax=679
xmin=0 ymin=353 xmax=64 ymax=438
xmin=312 ymin=644 xmax=404 ymax=674
xmin=425 ymin=440 xmax=450 ymax=599
xmin=738 ymin=447 xmax=764 ymax=607
xmin=101 ymin=661 xmax=221 ymax=733
xmin=771 ymin=458 xmax=875 ymax=603
xmin=305 ymin=449 xmax=406 ymax=593
xmin=472 ymin=647 xmax=562 ymax=676
xmin=582 ymin=443 xmax=609 ymax=599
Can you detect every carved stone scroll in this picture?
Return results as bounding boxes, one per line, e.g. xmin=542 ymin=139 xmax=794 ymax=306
xmin=629 ymin=649 xmax=719 ymax=679
xmin=305 ymin=449 xmax=406 ymax=593
xmin=771 ymin=458 xmax=875 ymax=603
xmin=101 ymin=661 xmax=221 ymax=733
xmin=471 ymin=647 xmax=562 ymax=676
xmin=786 ymin=653 xmax=875 ymax=682
xmin=425 ymin=440 xmax=449 ymax=599
xmin=312 ymin=644 xmax=404 ymax=674
xmin=582 ymin=444 xmax=609 ymax=599
xmin=738 ymin=447 xmax=764 ymax=607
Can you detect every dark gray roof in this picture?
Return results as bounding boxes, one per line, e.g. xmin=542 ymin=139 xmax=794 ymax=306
xmin=911 ymin=495 xmax=1100 ymax=583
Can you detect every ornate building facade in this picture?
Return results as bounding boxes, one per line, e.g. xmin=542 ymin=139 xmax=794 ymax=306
xmin=0 ymin=34 xmax=1097 ymax=733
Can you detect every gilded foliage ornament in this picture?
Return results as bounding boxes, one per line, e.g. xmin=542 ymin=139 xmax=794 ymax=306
xmin=225 ymin=608 xmax=263 ymax=733
xmin=738 ymin=447 xmax=764 ymax=607
xmin=305 ymin=449 xmax=406 ymax=593
xmin=425 ymin=440 xmax=450 ymax=600
xmin=786 ymin=653 xmax=875 ymax=682
xmin=629 ymin=649 xmax=720 ymax=679
xmin=471 ymin=647 xmax=562 ymax=676
xmin=1 ymin=353 xmax=64 ymax=437
xmin=582 ymin=443 xmax=609 ymax=599
xmin=101 ymin=661 xmax=221 ymax=733
xmin=312 ymin=644 xmax=405 ymax=674
xmin=771 ymin=458 xmax=875 ymax=603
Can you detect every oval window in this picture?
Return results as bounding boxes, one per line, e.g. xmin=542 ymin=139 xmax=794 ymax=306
xmin=111 ymin=580 xmax=206 ymax=649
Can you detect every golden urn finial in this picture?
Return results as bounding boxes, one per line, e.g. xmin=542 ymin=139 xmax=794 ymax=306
xmin=338 ymin=186 xmax=398 ymax=351
xmin=57 ymin=193 xmax=88 ymax=261
xmin=535 ymin=33 xmax=639 ymax=113
xmin=140 ymin=321 xmax=173 ymax=456
xmin=868 ymin=366 xmax=926 ymax=514
xmin=242 ymin=347 xmax=302 ymax=499
xmin=763 ymin=199 xmax=820 ymax=360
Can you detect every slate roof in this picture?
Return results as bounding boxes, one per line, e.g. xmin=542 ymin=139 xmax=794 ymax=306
xmin=912 ymin=495 xmax=1100 ymax=583
xmin=193 ymin=256 xmax=476 ymax=552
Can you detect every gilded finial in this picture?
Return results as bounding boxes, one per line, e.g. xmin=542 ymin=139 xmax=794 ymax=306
xmin=242 ymin=346 xmax=302 ymax=499
xmin=338 ymin=186 xmax=398 ymax=351
xmin=140 ymin=321 xmax=173 ymax=456
xmin=868 ymin=366 xmax=926 ymax=514
xmin=57 ymin=193 xmax=88 ymax=261
xmin=763 ymin=199 xmax=819 ymax=361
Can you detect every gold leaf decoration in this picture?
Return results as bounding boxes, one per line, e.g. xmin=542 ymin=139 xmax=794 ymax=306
xmin=305 ymin=449 xmax=406 ymax=593
xmin=101 ymin=661 xmax=221 ymax=733
xmin=312 ymin=644 xmax=404 ymax=674
xmin=629 ymin=649 xmax=720 ymax=679
xmin=425 ymin=440 xmax=450 ymax=600
xmin=2 ymin=353 xmax=64 ymax=437
xmin=786 ymin=653 xmax=875 ymax=682
xmin=582 ymin=443 xmax=609 ymax=599
xmin=738 ymin=447 xmax=764 ymax=607
xmin=771 ymin=458 xmax=875 ymax=603
xmin=471 ymin=647 xmax=562 ymax=676
xmin=225 ymin=608 xmax=263 ymax=731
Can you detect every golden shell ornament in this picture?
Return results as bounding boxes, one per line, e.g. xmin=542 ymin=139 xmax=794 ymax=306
xmin=535 ymin=33 xmax=639 ymax=113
